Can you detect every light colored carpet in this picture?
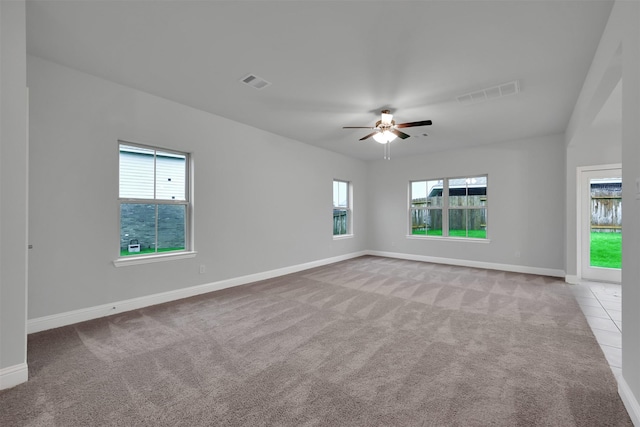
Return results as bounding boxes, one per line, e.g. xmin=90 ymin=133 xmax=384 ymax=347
xmin=0 ymin=256 xmax=632 ymax=426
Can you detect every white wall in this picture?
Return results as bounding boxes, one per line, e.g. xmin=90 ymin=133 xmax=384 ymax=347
xmin=565 ymin=125 xmax=621 ymax=278
xmin=619 ymin=3 xmax=640 ymax=422
xmin=0 ymin=0 xmax=29 ymax=389
xmin=367 ymin=135 xmax=565 ymax=275
xmin=18 ymin=3 xmax=640 ymax=418
xmin=566 ymin=1 xmax=640 ymax=423
xmin=26 ymin=55 xmax=368 ymax=320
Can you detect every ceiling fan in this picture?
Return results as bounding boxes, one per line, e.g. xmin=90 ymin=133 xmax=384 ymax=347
xmin=343 ymin=110 xmax=432 ymax=159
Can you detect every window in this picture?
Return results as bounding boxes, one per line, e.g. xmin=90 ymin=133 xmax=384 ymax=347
xmin=410 ymin=175 xmax=487 ymax=239
xmin=410 ymin=179 xmax=443 ymax=236
xmin=333 ymin=179 xmax=351 ymax=236
xmin=119 ymin=142 xmax=190 ymax=257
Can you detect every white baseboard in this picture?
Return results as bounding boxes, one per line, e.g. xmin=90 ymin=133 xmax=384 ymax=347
xmin=365 ymin=250 xmax=566 ymax=278
xmin=0 ymin=363 xmax=28 ymax=390
xmin=28 ymin=251 xmax=367 ymax=334
xmin=619 ymin=376 xmax=640 ymax=426
xmin=28 ymin=250 xmax=568 ymax=334
xmin=565 ymin=275 xmax=580 ymax=285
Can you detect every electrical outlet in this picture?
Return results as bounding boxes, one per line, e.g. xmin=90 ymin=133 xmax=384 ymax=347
xmin=514 ymin=251 xmax=521 ymax=258
xmin=199 ymin=264 xmax=206 ymax=274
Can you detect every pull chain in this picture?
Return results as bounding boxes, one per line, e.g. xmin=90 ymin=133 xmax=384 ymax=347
xmin=383 ymin=142 xmax=391 ymax=160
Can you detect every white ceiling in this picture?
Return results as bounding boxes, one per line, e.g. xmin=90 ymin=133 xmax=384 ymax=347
xmin=25 ymin=0 xmax=614 ymax=161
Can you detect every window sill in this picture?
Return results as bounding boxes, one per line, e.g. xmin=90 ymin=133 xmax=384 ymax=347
xmin=113 ymin=251 xmax=197 ymax=267
xmin=406 ymin=235 xmax=490 ymax=243
xmin=333 ymin=234 xmax=354 ymax=240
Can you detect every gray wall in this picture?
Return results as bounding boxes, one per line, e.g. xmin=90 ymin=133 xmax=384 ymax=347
xmin=26 ymin=55 xmax=368 ymax=319
xmin=0 ymin=0 xmax=28 ymax=378
xmin=367 ymin=135 xmax=566 ymax=272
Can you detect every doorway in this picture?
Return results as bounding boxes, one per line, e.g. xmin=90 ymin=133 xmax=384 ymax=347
xmin=579 ymin=165 xmax=622 ymax=283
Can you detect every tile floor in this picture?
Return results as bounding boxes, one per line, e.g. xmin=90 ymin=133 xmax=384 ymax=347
xmin=569 ymin=280 xmax=622 ymax=380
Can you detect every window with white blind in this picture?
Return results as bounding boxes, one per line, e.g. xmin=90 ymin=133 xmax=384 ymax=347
xmin=118 ymin=142 xmax=191 ymax=257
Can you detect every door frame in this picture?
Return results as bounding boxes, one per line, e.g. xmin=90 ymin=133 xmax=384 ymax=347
xmin=576 ymin=163 xmax=622 ymax=283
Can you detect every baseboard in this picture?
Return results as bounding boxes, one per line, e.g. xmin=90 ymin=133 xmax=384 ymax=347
xmin=365 ymin=250 xmax=566 ymax=278
xmin=619 ymin=376 xmax=640 ymax=426
xmin=0 ymin=363 xmax=28 ymax=390
xmin=28 ymin=251 xmax=368 ymax=334
xmin=565 ymin=275 xmax=580 ymax=285
xmin=27 ymin=250 xmax=567 ymax=334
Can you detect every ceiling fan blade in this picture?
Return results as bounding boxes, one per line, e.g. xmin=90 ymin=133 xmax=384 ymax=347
xmin=359 ymin=131 xmax=379 ymax=141
xmin=390 ymin=129 xmax=410 ymax=139
xmin=343 ymin=126 xmax=375 ymax=129
xmin=396 ymin=120 xmax=432 ymax=128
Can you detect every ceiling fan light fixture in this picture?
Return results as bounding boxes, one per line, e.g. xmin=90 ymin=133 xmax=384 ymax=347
xmin=373 ymin=132 xmax=386 ymax=144
xmin=373 ymin=130 xmax=397 ymax=144
xmin=342 ymin=109 xmax=431 ymax=158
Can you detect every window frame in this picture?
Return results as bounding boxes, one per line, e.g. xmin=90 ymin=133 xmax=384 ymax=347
xmin=408 ymin=175 xmax=489 ymax=241
xmin=409 ymin=179 xmax=444 ymax=237
xmin=114 ymin=141 xmax=195 ymax=266
xmin=333 ymin=179 xmax=353 ymax=238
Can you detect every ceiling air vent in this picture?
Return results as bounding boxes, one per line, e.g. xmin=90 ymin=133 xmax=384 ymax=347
xmin=457 ymin=80 xmax=521 ymax=105
xmin=240 ymin=74 xmax=271 ymax=90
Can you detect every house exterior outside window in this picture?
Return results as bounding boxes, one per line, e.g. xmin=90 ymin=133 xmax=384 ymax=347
xmin=410 ymin=175 xmax=487 ymax=239
xmin=119 ymin=142 xmax=191 ymax=257
xmin=333 ymin=179 xmax=352 ymax=236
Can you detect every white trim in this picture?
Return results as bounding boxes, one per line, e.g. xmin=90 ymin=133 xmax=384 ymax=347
xmin=366 ymin=250 xmax=565 ymax=278
xmin=333 ymin=234 xmax=354 ymax=240
xmin=29 ymin=251 xmax=367 ymax=333
xmin=31 ymin=250 xmax=569 ymax=333
xmin=113 ymin=251 xmax=197 ymax=267
xmin=564 ymin=275 xmax=580 ymax=285
xmin=619 ymin=376 xmax=640 ymax=426
xmin=0 ymin=363 xmax=28 ymax=390
xmin=576 ymin=163 xmax=622 ymax=282
xmin=408 ymin=175 xmax=488 ymax=239
xmin=406 ymin=235 xmax=491 ymax=244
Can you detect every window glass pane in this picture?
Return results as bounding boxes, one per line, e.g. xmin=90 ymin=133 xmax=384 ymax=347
xmin=467 ymin=176 xmax=487 ymax=206
xmin=120 ymin=203 xmax=156 ymax=256
xmin=333 ymin=209 xmax=348 ymax=235
xmin=448 ymin=178 xmax=468 ymax=207
xmin=337 ymin=181 xmax=348 ymax=208
xmin=467 ymin=208 xmax=487 ymax=239
xmin=411 ymin=181 xmax=426 ymax=208
xmin=411 ymin=208 xmax=426 ymax=234
xmin=427 ymin=209 xmax=443 ymax=236
xmin=590 ymin=177 xmax=622 ymax=268
xmin=448 ymin=208 xmax=467 ymax=237
xmin=412 ymin=208 xmax=442 ymax=236
xmin=427 ymin=180 xmax=443 ymax=208
xmin=156 ymin=152 xmax=186 ymax=201
xmin=157 ymin=204 xmax=186 ymax=252
xmin=119 ymin=145 xmax=155 ymax=199
xmin=333 ymin=180 xmax=348 ymax=208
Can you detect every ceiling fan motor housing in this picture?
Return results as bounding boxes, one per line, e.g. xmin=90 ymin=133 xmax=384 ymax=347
xmin=375 ymin=119 xmax=395 ymax=131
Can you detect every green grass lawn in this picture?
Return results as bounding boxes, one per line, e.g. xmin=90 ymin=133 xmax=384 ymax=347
xmin=590 ymin=232 xmax=622 ymax=269
xmin=412 ymin=229 xmax=486 ymax=239
xmin=120 ymin=247 xmax=185 ymax=257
